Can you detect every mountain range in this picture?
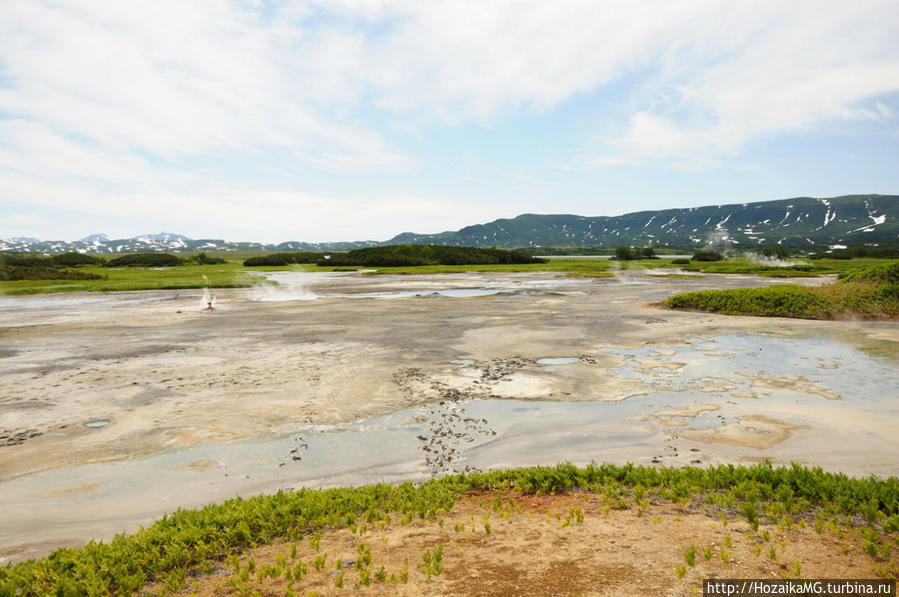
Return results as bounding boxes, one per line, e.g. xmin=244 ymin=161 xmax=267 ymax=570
xmin=1 ymin=194 xmax=895 ymax=254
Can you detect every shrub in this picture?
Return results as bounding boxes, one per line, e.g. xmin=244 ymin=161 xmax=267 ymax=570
xmin=759 ymin=246 xmax=790 ymax=259
xmin=666 ymin=286 xmax=831 ymax=318
xmin=614 ymin=247 xmax=656 ymax=261
xmin=0 ymin=265 xmax=103 ymax=281
xmin=692 ymin=250 xmax=724 ymax=262
xmin=49 ymin=252 xmax=106 ymax=267
xmin=104 ymin=253 xmax=184 ymax=267
xmin=671 ymin=259 xmax=690 ymax=265
xmin=243 ymin=252 xmax=325 ymax=266
xmin=667 ymin=261 xmax=899 ymax=319
xmin=320 ymin=245 xmax=544 ymax=267
xmin=615 ymin=247 xmax=635 ymax=261
xmin=838 ymin=262 xmax=899 ymax=285
xmin=190 ymin=252 xmax=226 ymax=265
xmin=0 ymin=253 xmax=104 ymax=281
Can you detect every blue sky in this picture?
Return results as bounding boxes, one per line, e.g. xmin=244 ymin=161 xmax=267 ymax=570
xmin=1 ymin=0 xmax=897 ymax=243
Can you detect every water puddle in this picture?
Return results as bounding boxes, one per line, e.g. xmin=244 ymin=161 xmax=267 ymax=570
xmin=536 ymin=357 xmax=580 ymax=365
xmin=83 ymin=420 xmax=110 ymax=429
xmin=250 ymin=271 xmax=595 ymax=302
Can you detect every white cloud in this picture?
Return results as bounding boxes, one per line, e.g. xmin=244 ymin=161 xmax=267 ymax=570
xmin=0 ymin=0 xmax=410 ymax=170
xmin=1 ymin=0 xmax=897 ymax=240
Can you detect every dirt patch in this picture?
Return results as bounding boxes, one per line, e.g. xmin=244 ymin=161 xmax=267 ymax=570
xmin=679 ymin=415 xmax=807 ymax=449
xmin=154 ymin=490 xmax=893 ymax=596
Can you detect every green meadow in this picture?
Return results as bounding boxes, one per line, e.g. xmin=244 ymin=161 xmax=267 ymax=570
xmin=1 ymin=249 xmax=894 ymax=296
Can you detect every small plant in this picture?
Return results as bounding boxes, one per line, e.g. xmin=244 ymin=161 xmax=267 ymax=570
xmin=725 ymin=535 xmax=733 ymax=550
xmin=684 ymin=545 xmax=697 ymax=567
xmin=375 ymin=566 xmax=387 ymax=582
xmin=335 ymin=571 xmax=344 ymax=588
xmin=675 ymin=564 xmax=687 ymax=579
xmin=422 ymin=546 xmax=444 ymax=579
xmin=313 ymin=554 xmax=327 ymax=571
xmin=162 ymin=567 xmax=186 ymax=593
xmin=293 ymin=561 xmax=307 ymax=581
xmin=769 ymin=546 xmax=778 ymax=561
xmin=357 ymin=543 xmax=373 ymax=568
xmin=702 ymin=547 xmax=713 ymax=562
xmin=359 ymin=568 xmax=372 ymax=586
xmin=310 ymin=533 xmax=321 ymax=552
xmin=790 ymin=561 xmax=802 ymax=577
xmin=720 ymin=550 xmax=731 ymax=564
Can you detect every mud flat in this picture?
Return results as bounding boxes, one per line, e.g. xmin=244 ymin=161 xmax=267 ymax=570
xmin=1 ymin=270 xmax=897 ymax=562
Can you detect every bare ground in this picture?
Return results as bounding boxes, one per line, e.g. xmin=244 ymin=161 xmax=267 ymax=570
xmin=150 ymin=489 xmax=897 ymax=596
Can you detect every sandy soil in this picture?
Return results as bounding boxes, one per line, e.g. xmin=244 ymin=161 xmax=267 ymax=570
xmin=2 ymin=271 xmax=893 ymax=482
xmin=151 ymin=489 xmax=896 ymax=596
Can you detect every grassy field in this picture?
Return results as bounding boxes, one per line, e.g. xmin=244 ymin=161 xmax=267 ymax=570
xmin=2 ymin=255 xmax=891 ymax=295
xmin=2 ymin=462 xmax=896 ymax=594
xmin=0 ymin=262 xmax=265 ymax=295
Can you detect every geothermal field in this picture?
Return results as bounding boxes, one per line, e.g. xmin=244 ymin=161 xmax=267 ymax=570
xmin=1 ymin=269 xmax=898 ymax=564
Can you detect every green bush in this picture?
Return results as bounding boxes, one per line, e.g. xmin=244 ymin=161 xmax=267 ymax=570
xmin=189 ymin=252 xmax=226 ymax=265
xmin=667 ymin=261 xmax=899 ymax=319
xmin=666 ymin=286 xmax=831 ymax=318
xmin=104 ymin=253 xmax=184 ymax=267
xmin=0 ymin=265 xmax=103 ymax=281
xmin=692 ymin=250 xmax=724 ymax=262
xmin=243 ymin=252 xmax=325 ymax=266
xmin=320 ymin=245 xmax=544 ymax=267
xmin=759 ymin=246 xmax=790 ymax=259
xmin=614 ymin=247 xmax=656 ymax=261
xmin=0 ymin=253 xmax=105 ymax=281
xmin=810 ymin=247 xmax=899 ymax=260
xmin=838 ymin=262 xmax=899 ymax=284
xmin=49 ymin=252 xmax=106 ymax=267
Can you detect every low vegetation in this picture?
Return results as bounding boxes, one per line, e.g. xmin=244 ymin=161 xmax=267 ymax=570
xmin=321 ymin=245 xmax=544 ymax=267
xmin=1 ymin=462 xmax=897 ymax=594
xmin=104 ymin=253 xmax=185 ymax=267
xmin=243 ymin=252 xmax=325 ymax=266
xmin=810 ymin=246 xmax=899 ymax=260
xmin=613 ymin=246 xmax=656 ymax=260
xmin=0 ymin=252 xmax=104 ymax=281
xmin=691 ymin=250 xmax=724 ymax=262
xmin=667 ymin=261 xmax=899 ymax=319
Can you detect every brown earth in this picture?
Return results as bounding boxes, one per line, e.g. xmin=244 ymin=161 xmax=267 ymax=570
xmin=151 ymin=490 xmax=896 ymax=596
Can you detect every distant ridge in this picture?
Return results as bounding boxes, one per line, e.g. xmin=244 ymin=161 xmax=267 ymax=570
xmin=387 ymin=194 xmax=898 ymax=249
xmin=1 ymin=194 xmax=896 ymax=253
xmin=79 ymin=233 xmax=110 ymax=243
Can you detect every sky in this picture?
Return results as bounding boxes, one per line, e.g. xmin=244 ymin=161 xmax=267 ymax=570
xmin=1 ymin=0 xmax=898 ymax=243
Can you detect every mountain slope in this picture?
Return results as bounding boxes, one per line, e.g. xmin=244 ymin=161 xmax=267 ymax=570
xmin=388 ymin=195 xmax=897 ymax=248
xmin=1 ymin=195 xmax=895 ymax=254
